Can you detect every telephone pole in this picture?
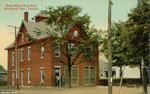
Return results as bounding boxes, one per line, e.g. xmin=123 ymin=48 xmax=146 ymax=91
xmin=107 ymin=0 xmax=113 ymax=94
xmin=7 ymin=25 xmax=20 ymax=90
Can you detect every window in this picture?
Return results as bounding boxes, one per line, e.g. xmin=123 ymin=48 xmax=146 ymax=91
xmin=40 ymin=68 xmax=44 ymax=83
xmin=67 ymin=43 xmax=75 ymax=57
xmin=84 ymin=46 xmax=92 ymax=53
xmin=73 ymin=30 xmax=78 ymax=37
xmin=27 ymin=68 xmax=31 ymax=83
xmin=84 ymin=46 xmax=93 ymax=59
xmin=20 ymin=49 xmax=24 ymax=62
xmin=84 ymin=66 xmax=96 ymax=85
xmin=12 ymin=52 xmax=15 ymax=66
xmin=105 ymin=71 xmax=108 ymax=77
xmin=54 ymin=44 xmax=60 ymax=57
xmin=22 ymin=34 xmax=24 ymax=43
xmin=71 ymin=66 xmax=79 ymax=85
xmin=40 ymin=46 xmax=44 ymax=58
xmin=27 ymin=47 xmax=31 ymax=61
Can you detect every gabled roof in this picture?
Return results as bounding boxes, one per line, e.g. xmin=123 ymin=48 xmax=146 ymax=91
xmin=23 ymin=20 xmax=52 ymax=39
xmin=5 ymin=20 xmax=60 ymax=49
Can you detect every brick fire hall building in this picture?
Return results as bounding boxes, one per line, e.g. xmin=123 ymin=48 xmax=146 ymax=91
xmin=6 ymin=12 xmax=99 ymax=87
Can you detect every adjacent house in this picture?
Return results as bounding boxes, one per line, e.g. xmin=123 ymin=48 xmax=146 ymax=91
xmin=6 ymin=12 xmax=99 ymax=87
xmin=0 ymin=65 xmax=7 ymax=82
xmin=99 ymin=54 xmax=141 ymax=79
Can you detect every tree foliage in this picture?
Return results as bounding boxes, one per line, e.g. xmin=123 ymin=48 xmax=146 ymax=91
xmin=35 ymin=5 xmax=101 ymax=88
xmin=101 ymin=21 xmax=132 ymax=68
xmin=126 ymin=1 xmax=150 ymax=63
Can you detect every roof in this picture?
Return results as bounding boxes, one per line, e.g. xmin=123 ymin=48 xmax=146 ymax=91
xmin=0 ymin=65 xmax=7 ymax=73
xmin=5 ymin=20 xmax=60 ymax=49
xmin=5 ymin=42 xmax=15 ymax=50
xmin=34 ymin=12 xmax=48 ymax=18
xmin=23 ymin=20 xmax=51 ymax=39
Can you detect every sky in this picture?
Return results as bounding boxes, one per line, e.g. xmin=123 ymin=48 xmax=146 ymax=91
xmin=0 ymin=0 xmax=137 ymax=70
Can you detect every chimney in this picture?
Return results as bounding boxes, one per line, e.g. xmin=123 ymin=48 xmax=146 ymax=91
xmin=24 ymin=11 xmax=28 ymax=21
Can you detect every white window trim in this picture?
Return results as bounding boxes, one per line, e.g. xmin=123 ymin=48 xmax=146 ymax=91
xmin=40 ymin=46 xmax=44 ymax=59
xmin=27 ymin=47 xmax=31 ymax=61
xmin=20 ymin=48 xmax=24 ymax=62
xmin=27 ymin=68 xmax=31 ymax=83
xmin=22 ymin=34 xmax=24 ymax=43
xmin=73 ymin=30 xmax=78 ymax=37
xmin=11 ymin=52 xmax=15 ymax=66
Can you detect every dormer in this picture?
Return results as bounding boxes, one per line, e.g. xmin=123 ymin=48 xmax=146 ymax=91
xmin=17 ymin=23 xmax=27 ymax=45
xmin=67 ymin=24 xmax=86 ymax=43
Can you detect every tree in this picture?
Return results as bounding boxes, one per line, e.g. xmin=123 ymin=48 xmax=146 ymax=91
xmin=35 ymin=5 xmax=100 ymax=88
xmin=126 ymin=1 xmax=150 ymax=94
xmin=101 ymin=21 xmax=133 ymax=77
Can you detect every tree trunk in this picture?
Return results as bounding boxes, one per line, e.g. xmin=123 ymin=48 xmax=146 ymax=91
xmin=68 ymin=63 xmax=72 ymax=88
xmin=119 ymin=65 xmax=126 ymax=94
xmin=67 ymin=42 xmax=72 ymax=88
xmin=119 ymin=66 xmax=123 ymax=78
xmin=141 ymin=58 xmax=148 ymax=94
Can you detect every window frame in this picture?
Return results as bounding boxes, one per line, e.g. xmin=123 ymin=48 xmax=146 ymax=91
xmin=27 ymin=47 xmax=31 ymax=61
xmin=11 ymin=52 xmax=15 ymax=66
xmin=54 ymin=44 xmax=60 ymax=57
xmin=20 ymin=48 xmax=24 ymax=62
xmin=40 ymin=46 xmax=44 ymax=59
xmin=27 ymin=68 xmax=31 ymax=83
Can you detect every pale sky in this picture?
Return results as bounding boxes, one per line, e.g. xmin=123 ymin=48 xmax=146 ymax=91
xmin=0 ymin=0 xmax=137 ymax=70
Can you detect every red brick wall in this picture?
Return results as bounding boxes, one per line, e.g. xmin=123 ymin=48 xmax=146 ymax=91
xmin=7 ymin=41 xmax=99 ymax=86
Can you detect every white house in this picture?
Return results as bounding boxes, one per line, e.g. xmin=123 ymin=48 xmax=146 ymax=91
xmin=99 ymin=54 xmax=140 ymax=79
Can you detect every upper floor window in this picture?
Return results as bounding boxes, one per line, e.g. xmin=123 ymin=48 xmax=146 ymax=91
xmin=27 ymin=47 xmax=31 ymax=61
xmin=73 ymin=30 xmax=78 ymax=37
xmin=22 ymin=34 xmax=24 ymax=43
xmin=12 ymin=52 xmax=15 ymax=66
xmin=84 ymin=46 xmax=93 ymax=59
xmin=20 ymin=48 xmax=24 ymax=62
xmin=54 ymin=44 xmax=60 ymax=57
xmin=67 ymin=43 xmax=75 ymax=57
xmin=85 ymin=46 xmax=92 ymax=53
xmin=40 ymin=46 xmax=44 ymax=58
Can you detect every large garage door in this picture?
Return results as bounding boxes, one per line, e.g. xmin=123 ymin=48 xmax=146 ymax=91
xmin=64 ymin=65 xmax=79 ymax=86
xmin=84 ymin=66 xmax=96 ymax=85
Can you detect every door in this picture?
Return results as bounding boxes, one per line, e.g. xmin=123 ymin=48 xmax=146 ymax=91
xmin=54 ymin=66 xmax=61 ymax=86
xmin=21 ymin=70 xmax=24 ymax=86
xmin=12 ymin=72 xmax=15 ymax=87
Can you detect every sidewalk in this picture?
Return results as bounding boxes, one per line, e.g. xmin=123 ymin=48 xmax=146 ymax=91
xmin=0 ymin=86 xmax=144 ymax=94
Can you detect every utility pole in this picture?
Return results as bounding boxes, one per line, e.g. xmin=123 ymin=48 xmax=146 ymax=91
xmin=107 ymin=0 xmax=113 ymax=94
xmin=7 ymin=25 xmax=20 ymax=90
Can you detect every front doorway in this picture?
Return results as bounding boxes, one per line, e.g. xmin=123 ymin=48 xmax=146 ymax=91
xmin=54 ymin=66 xmax=61 ymax=86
